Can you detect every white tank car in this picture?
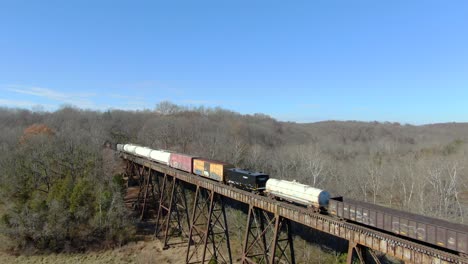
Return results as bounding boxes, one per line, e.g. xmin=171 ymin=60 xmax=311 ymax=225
xmin=135 ymin=146 xmax=153 ymax=157
xmin=148 ymin=149 xmax=171 ymax=165
xmin=116 ymin=144 xmax=124 ymax=152
xmin=123 ymin=144 xmax=138 ymax=155
xmin=121 ymin=144 xmax=171 ymax=165
xmin=265 ymin=179 xmax=330 ymax=209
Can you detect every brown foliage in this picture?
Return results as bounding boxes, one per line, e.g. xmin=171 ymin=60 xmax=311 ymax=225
xmin=19 ymin=123 xmax=55 ymax=144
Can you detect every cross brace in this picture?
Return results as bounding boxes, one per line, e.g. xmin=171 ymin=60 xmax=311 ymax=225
xmin=186 ymin=186 xmax=232 ymax=264
xmin=154 ymin=173 xmax=191 ymax=249
xmin=242 ymin=205 xmax=295 ymax=264
xmin=347 ymin=242 xmax=382 ymax=264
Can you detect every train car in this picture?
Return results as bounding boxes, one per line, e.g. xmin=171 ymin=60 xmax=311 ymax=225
xmin=121 ymin=144 xmax=171 ymax=165
xmin=123 ymin=144 xmax=138 ymax=154
xmin=169 ymin=153 xmax=197 ymax=173
xmin=148 ymin=149 xmax=171 ymax=165
xmin=116 ymin=144 xmax=124 ymax=152
xmin=135 ymin=146 xmax=152 ymax=157
xmin=265 ymin=179 xmax=330 ymax=210
xmin=329 ymin=197 xmax=468 ymax=254
xmin=193 ymin=158 xmax=233 ymax=182
xmin=225 ymin=168 xmax=269 ymax=192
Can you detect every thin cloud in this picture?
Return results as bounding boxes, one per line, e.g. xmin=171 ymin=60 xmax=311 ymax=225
xmin=6 ymin=85 xmax=96 ymax=108
xmin=0 ymin=98 xmax=54 ymax=109
xmin=1 ymin=85 xmax=156 ymax=111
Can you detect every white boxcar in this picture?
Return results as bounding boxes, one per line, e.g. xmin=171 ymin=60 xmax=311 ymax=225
xmin=148 ymin=150 xmax=171 ymax=165
xmin=265 ymin=179 xmax=330 ymax=209
xmin=135 ymin=146 xmax=153 ymax=158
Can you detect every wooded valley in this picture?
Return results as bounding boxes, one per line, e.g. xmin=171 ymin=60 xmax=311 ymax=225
xmin=1 ymin=102 xmax=467 ymax=256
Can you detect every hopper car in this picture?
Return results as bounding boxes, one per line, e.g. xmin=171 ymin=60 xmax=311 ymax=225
xmin=226 ymin=168 xmax=269 ymax=192
xmin=329 ymin=197 xmax=468 ymax=254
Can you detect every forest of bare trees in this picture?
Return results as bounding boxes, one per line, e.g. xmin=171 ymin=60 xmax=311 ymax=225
xmin=0 ymin=101 xmax=467 ymax=253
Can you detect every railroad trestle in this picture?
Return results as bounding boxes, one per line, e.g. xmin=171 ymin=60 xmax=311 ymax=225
xmin=122 ymin=153 xmax=466 ymax=264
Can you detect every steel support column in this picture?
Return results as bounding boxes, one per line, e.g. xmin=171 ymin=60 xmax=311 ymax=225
xmin=124 ymin=160 xmax=142 ymax=209
xmin=270 ymin=216 xmax=295 ymax=264
xmin=152 ymin=170 xmax=164 ymax=201
xmin=242 ymin=205 xmax=295 ymax=264
xmin=186 ymin=186 xmax=232 ymax=264
xmin=133 ymin=165 xmax=145 ymax=211
xmin=154 ymin=173 xmax=191 ymax=249
xmin=125 ymin=160 xmax=139 ymax=188
xmin=138 ymin=166 xmax=156 ymax=220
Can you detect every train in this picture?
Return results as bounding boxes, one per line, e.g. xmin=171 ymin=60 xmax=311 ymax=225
xmin=117 ymin=143 xmax=468 ymax=255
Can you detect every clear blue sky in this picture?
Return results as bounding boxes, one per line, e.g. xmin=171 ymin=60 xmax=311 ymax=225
xmin=1 ymin=0 xmax=467 ymax=124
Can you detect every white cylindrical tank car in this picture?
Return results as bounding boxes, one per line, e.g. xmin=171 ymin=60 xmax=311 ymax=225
xmin=123 ymin=144 xmax=138 ymax=155
xmin=148 ymin=149 xmax=171 ymax=165
xmin=265 ymin=179 xmax=330 ymax=210
xmin=120 ymin=144 xmax=171 ymax=165
xmin=135 ymin=146 xmax=153 ymax=157
xmin=116 ymin=144 xmax=124 ymax=152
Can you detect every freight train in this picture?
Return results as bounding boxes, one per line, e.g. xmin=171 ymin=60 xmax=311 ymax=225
xmin=117 ymin=143 xmax=468 ymax=255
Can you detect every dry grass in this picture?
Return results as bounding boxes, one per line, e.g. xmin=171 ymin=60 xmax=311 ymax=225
xmin=0 ymin=238 xmax=188 ymax=264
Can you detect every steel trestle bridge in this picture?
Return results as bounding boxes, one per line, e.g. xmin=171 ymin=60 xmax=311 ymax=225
xmin=121 ymin=152 xmax=467 ymax=264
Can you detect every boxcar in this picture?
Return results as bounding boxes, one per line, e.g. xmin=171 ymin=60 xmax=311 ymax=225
xmin=169 ymin=153 xmax=197 ymax=173
xmin=329 ymin=197 xmax=468 ymax=254
xmin=193 ymin=158 xmax=233 ymax=182
xmin=225 ymin=168 xmax=269 ymax=192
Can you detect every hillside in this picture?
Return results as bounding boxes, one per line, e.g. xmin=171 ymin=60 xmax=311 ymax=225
xmin=0 ymin=104 xmax=467 ymax=260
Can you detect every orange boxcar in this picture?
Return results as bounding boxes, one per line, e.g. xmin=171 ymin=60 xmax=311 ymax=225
xmin=193 ymin=158 xmax=233 ymax=182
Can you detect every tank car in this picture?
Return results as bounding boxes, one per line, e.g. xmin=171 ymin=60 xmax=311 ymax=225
xmin=148 ymin=149 xmax=171 ymax=165
xmin=134 ymin=146 xmax=152 ymax=157
xmin=116 ymin=144 xmax=124 ymax=152
xmin=265 ymin=179 xmax=330 ymax=211
xmin=123 ymin=144 xmax=138 ymax=154
xmin=120 ymin=144 xmax=171 ymax=165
